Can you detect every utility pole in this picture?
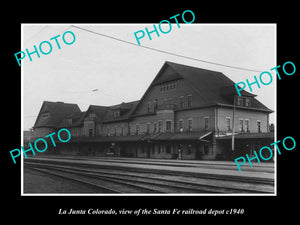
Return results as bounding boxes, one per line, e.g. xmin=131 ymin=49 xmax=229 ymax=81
xmin=232 ymin=95 xmax=236 ymax=153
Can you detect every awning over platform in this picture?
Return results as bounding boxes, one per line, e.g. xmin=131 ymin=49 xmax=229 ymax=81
xmin=144 ymin=131 xmax=212 ymax=141
xmin=70 ymin=135 xmax=142 ymax=143
xmin=216 ymin=132 xmax=274 ymax=140
xmin=69 ymin=131 xmax=213 ymax=143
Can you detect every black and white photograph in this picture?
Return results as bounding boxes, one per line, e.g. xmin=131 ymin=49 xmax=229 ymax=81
xmin=4 ymin=4 xmax=298 ymax=221
xmin=21 ymin=24 xmax=276 ymax=195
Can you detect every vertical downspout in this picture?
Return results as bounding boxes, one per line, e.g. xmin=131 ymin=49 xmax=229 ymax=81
xmin=215 ymin=106 xmax=219 ymax=135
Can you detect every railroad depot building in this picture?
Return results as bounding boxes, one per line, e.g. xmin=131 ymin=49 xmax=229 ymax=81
xmin=30 ymin=61 xmax=274 ymax=160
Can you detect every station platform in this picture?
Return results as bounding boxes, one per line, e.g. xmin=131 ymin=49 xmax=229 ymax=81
xmin=24 ymin=154 xmax=275 ymax=180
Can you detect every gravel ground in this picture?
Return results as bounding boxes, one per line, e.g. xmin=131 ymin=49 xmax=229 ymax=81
xmin=23 ymin=168 xmax=96 ymax=193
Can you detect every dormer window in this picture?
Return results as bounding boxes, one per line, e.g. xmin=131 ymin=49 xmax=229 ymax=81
xmin=147 ymin=102 xmax=151 ymax=112
xmin=187 ymin=95 xmax=192 ymax=108
xmin=245 ymin=98 xmax=251 ymax=107
xmin=236 ymin=96 xmax=251 ymax=107
xmin=113 ymin=110 xmax=120 ymax=118
xmin=154 ymin=99 xmax=158 ymax=111
xmin=89 ymin=113 xmax=96 ymax=119
xmin=237 ymin=96 xmax=243 ymax=106
xmin=67 ymin=118 xmax=72 ymax=125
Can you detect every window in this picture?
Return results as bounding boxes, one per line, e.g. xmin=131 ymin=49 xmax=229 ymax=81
xmin=179 ymin=120 xmax=184 ymax=132
xmin=158 ymin=121 xmax=162 ymax=132
xmin=41 ymin=113 xmax=49 ymax=118
xmin=128 ymin=125 xmax=131 ymax=135
xmin=239 ymin=119 xmax=244 ymax=132
xmin=237 ymin=96 xmax=243 ymax=106
xmin=245 ymin=98 xmax=251 ymax=107
xmin=88 ymin=128 xmax=93 ymax=137
xmin=188 ymin=119 xmax=193 ymax=132
xmin=257 ymin=121 xmax=261 ymax=133
xmin=147 ymin=102 xmax=151 ymax=112
xmin=179 ymin=96 xmax=184 ymax=108
xmin=153 ymin=122 xmax=157 ymax=133
xmin=89 ymin=113 xmax=96 ymax=119
xmin=113 ymin=110 xmax=120 ymax=118
xmin=226 ymin=117 xmax=231 ymax=131
xmin=168 ymin=98 xmax=172 ymax=108
xmin=204 ymin=117 xmax=209 ymax=130
xmin=114 ymin=126 xmax=117 ymax=136
xmin=164 ymin=99 xmax=168 ymax=108
xmin=166 ymin=145 xmax=171 ymax=154
xmin=107 ymin=127 xmax=110 ymax=136
xmin=136 ymin=124 xmax=139 ymax=135
xmin=160 ymin=81 xmax=177 ymax=92
xmin=245 ymin=119 xmax=249 ymax=132
xmin=187 ymin=144 xmax=192 ymax=154
xmin=154 ymin=99 xmax=158 ymax=111
xmin=121 ymin=126 xmax=124 ymax=136
xmin=187 ymin=95 xmax=192 ymax=107
xmin=236 ymin=96 xmax=251 ymax=107
xmin=166 ymin=121 xmax=172 ymax=132
xmin=67 ymin=118 xmax=72 ymax=125
xmin=146 ymin=123 xmax=150 ymax=133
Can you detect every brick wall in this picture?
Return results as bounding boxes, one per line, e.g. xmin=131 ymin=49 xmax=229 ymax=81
xmin=217 ymin=107 xmax=269 ymax=133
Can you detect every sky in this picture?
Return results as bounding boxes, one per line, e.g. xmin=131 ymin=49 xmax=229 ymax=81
xmin=22 ymin=23 xmax=276 ymax=131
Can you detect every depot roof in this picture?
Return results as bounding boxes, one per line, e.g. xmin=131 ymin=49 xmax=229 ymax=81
xmin=33 ymin=101 xmax=81 ymax=128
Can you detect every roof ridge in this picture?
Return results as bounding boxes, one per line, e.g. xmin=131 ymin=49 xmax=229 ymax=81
xmin=166 ymin=61 xmax=224 ymax=74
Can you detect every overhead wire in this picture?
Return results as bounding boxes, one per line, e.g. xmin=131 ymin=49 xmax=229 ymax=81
xmin=70 ymin=25 xmax=263 ymax=73
xmin=24 ymin=25 xmax=49 ymax=44
xmin=22 ymin=24 xmax=263 ymax=73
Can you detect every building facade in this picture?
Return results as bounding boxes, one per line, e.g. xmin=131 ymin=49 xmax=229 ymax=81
xmin=30 ymin=61 xmax=274 ymax=160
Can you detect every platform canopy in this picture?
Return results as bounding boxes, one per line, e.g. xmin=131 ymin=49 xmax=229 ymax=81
xmin=143 ymin=131 xmax=213 ymax=142
xmin=216 ymin=132 xmax=274 ymax=140
xmin=69 ymin=131 xmax=213 ymax=143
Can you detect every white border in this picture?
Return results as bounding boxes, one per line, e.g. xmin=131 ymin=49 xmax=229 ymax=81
xmin=21 ymin=23 xmax=277 ymax=196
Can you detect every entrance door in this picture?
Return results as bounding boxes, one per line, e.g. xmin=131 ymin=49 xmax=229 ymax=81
xmin=147 ymin=144 xmax=153 ymax=158
xmin=195 ymin=143 xmax=202 ymax=160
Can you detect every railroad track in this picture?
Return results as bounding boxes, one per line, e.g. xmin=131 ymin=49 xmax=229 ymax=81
xmin=38 ymin=155 xmax=275 ymax=173
xmin=24 ymin=160 xmax=274 ymax=194
xmin=25 ymin=166 xmax=122 ymax=193
xmin=25 ymin=158 xmax=274 ymax=185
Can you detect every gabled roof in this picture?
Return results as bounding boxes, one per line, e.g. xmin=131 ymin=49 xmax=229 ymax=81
xmin=88 ymin=105 xmax=109 ymax=121
xmin=59 ymin=111 xmax=85 ymax=127
xmin=67 ymin=105 xmax=109 ymax=126
xmin=132 ymin=61 xmax=272 ymax=115
xmin=102 ymin=100 xmax=139 ymax=123
xmin=166 ymin=61 xmax=272 ymax=112
xmin=166 ymin=61 xmax=255 ymax=101
xmin=34 ymin=101 xmax=81 ymax=128
xmin=33 ymin=62 xmax=273 ymax=129
xmin=110 ymin=101 xmax=137 ymax=111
